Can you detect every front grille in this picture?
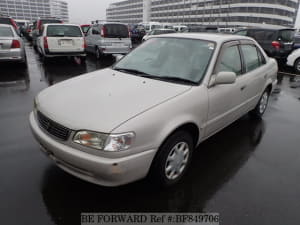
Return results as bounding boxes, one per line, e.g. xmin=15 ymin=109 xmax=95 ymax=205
xmin=37 ymin=111 xmax=71 ymax=141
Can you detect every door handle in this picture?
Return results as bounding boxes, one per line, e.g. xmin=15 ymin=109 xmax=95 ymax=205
xmin=240 ymin=85 xmax=247 ymax=91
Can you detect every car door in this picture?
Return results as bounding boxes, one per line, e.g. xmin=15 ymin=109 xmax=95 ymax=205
xmin=205 ymin=41 xmax=246 ymax=137
xmin=238 ymin=41 xmax=267 ymax=111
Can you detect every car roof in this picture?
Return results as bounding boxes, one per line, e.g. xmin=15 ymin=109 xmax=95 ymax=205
xmin=238 ymin=27 xmax=295 ymax=31
xmin=44 ymin=23 xmax=80 ymax=27
xmin=153 ymin=33 xmax=255 ymax=44
xmin=0 ymin=24 xmax=13 ymax=28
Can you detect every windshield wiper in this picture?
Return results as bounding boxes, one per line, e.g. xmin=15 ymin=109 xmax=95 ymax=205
xmin=113 ymin=67 xmax=153 ymax=76
xmin=158 ymin=76 xmax=198 ymax=85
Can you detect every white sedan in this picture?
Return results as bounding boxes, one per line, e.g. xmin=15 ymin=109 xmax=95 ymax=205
xmin=286 ymin=48 xmax=300 ymax=73
xmin=30 ymin=33 xmax=277 ymax=187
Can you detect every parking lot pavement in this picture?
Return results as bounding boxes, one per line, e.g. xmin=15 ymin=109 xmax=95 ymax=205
xmin=1 ymin=41 xmax=300 ymax=225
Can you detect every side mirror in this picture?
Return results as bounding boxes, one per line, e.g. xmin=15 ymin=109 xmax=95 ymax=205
xmin=210 ymin=71 xmax=236 ymax=87
xmin=115 ymin=54 xmax=124 ymax=62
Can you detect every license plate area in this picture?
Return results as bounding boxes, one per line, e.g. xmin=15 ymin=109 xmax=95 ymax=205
xmin=59 ymin=39 xmax=73 ymax=46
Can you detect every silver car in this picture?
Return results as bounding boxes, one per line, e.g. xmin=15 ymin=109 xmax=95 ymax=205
xmin=85 ymin=22 xmax=132 ymax=59
xmin=0 ymin=24 xmax=27 ymax=66
xmin=30 ymin=34 xmax=277 ymax=187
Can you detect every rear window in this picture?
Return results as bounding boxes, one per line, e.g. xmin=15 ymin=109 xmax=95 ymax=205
xmin=17 ymin=22 xmax=25 ymax=27
xmin=104 ymin=24 xmax=129 ymax=38
xmin=47 ymin=25 xmax=82 ymax=37
xmin=0 ymin=18 xmax=11 ymax=25
xmin=278 ymin=30 xmax=295 ymax=42
xmin=81 ymin=26 xmax=90 ymax=33
xmin=0 ymin=27 xmax=13 ymax=37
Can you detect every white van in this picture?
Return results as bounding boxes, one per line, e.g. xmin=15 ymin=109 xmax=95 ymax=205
xmin=37 ymin=24 xmax=86 ymax=62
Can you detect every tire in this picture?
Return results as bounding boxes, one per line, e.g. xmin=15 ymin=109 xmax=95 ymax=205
xmin=294 ymin=58 xmax=300 ymax=74
xmin=149 ymin=131 xmax=194 ymax=187
xmin=250 ymin=88 xmax=270 ymax=118
xmin=95 ymin=47 xmax=102 ymax=60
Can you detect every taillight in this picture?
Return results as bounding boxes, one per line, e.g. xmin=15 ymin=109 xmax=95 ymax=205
xmin=83 ymin=38 xmax=87 ymax=49
xmin=43 ymin=37 xmax=48 ymax=49
xmin=11 ymin=40 xmax=21 ymax=48
xmin=101 ymin=26 xmax=107 ymax=37
xmin=10 ymin=19 xmax=18 ymax=30
xmin=128 ymin=27 xmax=131 ymax=38
xmin=27 ymin=29 xmax=32 ymax=33
xmin=272 ymin=41 xmax=281 ymax=50
xmin=37 ymin=21 xmax=42 ymax=30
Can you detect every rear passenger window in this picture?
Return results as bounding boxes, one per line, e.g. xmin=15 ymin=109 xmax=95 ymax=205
xmin=217 ymin=45 xmax=242 ymax=75
xmin=241 ymin=45 xmax=261 ymax=72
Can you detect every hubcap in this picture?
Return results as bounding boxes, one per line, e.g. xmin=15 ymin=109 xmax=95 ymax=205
xmin=165 ymin=142 xmax=189 ymax=180
xmin=259 ymin=92 xmax=269 ymax=114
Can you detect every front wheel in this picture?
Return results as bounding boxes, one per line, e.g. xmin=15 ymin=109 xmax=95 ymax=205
xmin=250 ymin=89 xmax=270 ymax=118
xmin=149 ymin=131 xmax=194 ymax=187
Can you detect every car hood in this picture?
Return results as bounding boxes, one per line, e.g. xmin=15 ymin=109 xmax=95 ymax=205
xmin=36 ymin=68 xmax=192 ymax=132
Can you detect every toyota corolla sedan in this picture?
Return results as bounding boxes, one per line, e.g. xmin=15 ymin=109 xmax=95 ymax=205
xmin=0 ymin=24 xmax=27 ymax=66
xmin=30 ymin=33 xmax=278 ymax=187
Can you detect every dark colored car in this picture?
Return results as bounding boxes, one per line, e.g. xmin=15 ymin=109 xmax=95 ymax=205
xmin=31 ymin=18 xmax=63 ymax=47
xmin=0 ymin=16 xmax=19 ymax=34
xmin=80 ymin=24 xmax=91 ymax=35
xmin=234 ymin=28 xmax=295 ymax=62
xmin=184 ymin=25 xmax=219 ymax=33
xmin=129 ymin=24 xmax=146 ymax=43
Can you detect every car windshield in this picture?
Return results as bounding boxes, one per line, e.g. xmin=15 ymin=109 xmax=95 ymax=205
xmin=81 ymin=26 xmax=90 ymax=33
xmin=47 ymin=25 xmax=82 ymax=37
xmin=0 ymin=27 xmax=13 ymax=37
xmin=113 ymin=37 xmax=215 ymax=84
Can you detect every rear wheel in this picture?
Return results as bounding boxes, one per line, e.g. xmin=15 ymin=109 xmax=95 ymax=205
xmin=294 ymin=58 xmax=300 ymax=74
xmin=149 ymin=131 xmax=194 ymax=187
xmin=95 ymin=47 xmax=102 ymax=60
xmin=250 ymin=88 xmax=270 ymax=118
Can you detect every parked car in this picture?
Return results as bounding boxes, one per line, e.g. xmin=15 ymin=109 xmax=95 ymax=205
xmin=142 ymin=29 xmax=176 ymax=41
xmin=293 ymin=35 xmax=300 ymax=49
xmin=24 ymin=23 xmax=34 ymax=41
xmin=139 ymin=22 xmax=162 ymax=34
xmin=36 ymin=24 xmax=86 ymax=62
xmin=32 ymin=18 xmax=63 ymax=48
xmin=85 ymin=22 xmax=132 ymax=59
xmin=184 ymin=25 xmax=219 ymax=33
xmin=0 ymin=15 xmax=19 ymax=34
xmin=129 ymin=24 xmax=146 ymax=43
xmin=173 ymin=25 xmax=188 ymax=32
xmin=30 ymin=33 xmax=277 ymax=187
xmin=0 ymin=24 xmax=27 ymax=66
xmin=286 ymin=48 xmax=300 ymax=73
xmin=80 ymin=24 xmax=91 ymax=35
xmin=234 ymin=28 xmax=295 ymax=63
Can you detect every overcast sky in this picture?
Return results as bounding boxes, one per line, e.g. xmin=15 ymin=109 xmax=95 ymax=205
xmin=65 ymin=0 xmax=300 ymax=27
xmin=65 ymin=0 xmax=117 ymax=24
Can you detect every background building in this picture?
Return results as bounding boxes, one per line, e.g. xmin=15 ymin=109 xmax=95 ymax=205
xmin=107 ymin=0 xmax=299 ymax=28
xmin=0 ymin=0 xmax=69 ymax=22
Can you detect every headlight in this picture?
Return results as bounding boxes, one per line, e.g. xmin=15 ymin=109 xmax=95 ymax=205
xmin=73 ymin=131 xmax=135 ymax=152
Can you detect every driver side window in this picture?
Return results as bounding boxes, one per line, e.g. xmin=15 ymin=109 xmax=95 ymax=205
xmin=216 ymin=45 xmax=242 ymax=76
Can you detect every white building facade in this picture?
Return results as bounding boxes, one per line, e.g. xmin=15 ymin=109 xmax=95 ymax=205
xmin=107 ymin=0 xmax=299 ymax=28
xmin=0 ymin=0 xmax=68 ymax=22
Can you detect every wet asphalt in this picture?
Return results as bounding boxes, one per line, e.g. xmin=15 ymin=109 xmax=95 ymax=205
xmin=1 ymin=41 xmax=300 ymax=225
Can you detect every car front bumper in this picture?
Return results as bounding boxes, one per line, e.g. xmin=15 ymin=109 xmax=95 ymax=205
xmin=29 ymin=112 xmax=156 ymax=187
